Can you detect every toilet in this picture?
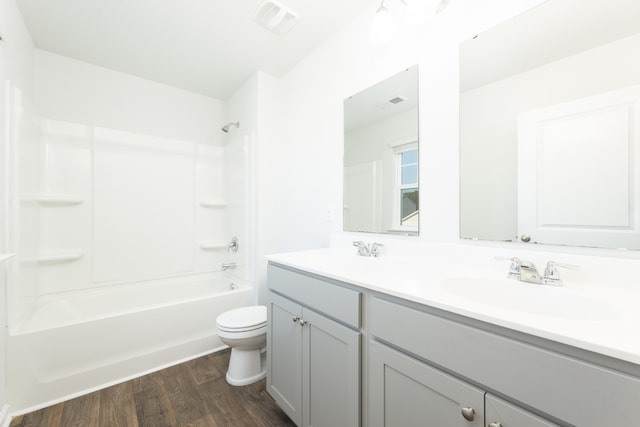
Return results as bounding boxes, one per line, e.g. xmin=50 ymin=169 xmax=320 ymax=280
xmin=216 ymin=305 xmax=267 ymax=386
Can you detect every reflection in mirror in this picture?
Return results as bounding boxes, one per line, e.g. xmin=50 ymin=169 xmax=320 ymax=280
xmin=459 ymin=0 xmax=640 ymax=249
xmin=344 ymin=66 xmax=419 ymax=235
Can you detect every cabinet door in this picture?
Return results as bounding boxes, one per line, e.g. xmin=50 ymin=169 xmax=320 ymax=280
xmin=369 ymin=341 xmax=484 ymax=427
xmin=486 ymin=394 xmax=560 ymax=427
xmin=302 ymin=308 xmax=361 ymax=427
xmin=267 ymin=291 xmax=303 ymax=426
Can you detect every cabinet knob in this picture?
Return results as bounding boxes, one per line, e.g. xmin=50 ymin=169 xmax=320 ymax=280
xmin=298 ymin=319 xmax=308 ymax=326
xmin=488 ymin=423 xmax=503 ymax=427
xmin=461 ymin=407 xmax=475 ymax=421
xmin=292 ymin=316 xmax=300 ymax=323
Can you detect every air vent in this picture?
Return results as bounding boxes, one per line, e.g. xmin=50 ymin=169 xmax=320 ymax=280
xmin=388 ymin=96 xmax=406 ymax=104
xmin=253 ymin=0 xmax=299 ymax=35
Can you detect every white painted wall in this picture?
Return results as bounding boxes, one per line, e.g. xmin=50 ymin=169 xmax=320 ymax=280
xmin=270 ymin=0 xmax=546 ymax=254
xmin=254 ymin=0 xmax=541 ymax=297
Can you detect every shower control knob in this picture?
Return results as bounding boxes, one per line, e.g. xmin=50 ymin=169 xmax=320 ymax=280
xmin=292 ymin=316 xmax=300 ymax=323
xmin=461 ymin=407 xmax=475 ymax=422
xmin=488 ymin=423 xmax=503 ymax=427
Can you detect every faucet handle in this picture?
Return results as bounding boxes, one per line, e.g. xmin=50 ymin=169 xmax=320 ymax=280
xmin=370 ymin=242 xmax=384 ymax=257
xmin=495 ymin=256 xmax=522 ymax=279
xmin=543 ymin=261 xmax=578 ymax=286
xmin=544 ymin=261 xmax=578 ymax=280
xmin=353 ymin=240 xmax=370 ymax=256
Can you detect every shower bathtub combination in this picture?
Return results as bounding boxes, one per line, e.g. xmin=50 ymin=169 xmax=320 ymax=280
xmin=8 ymin=274 xmax=252 ymax=412
xmin=5 ymin=86 xmax=255 ymax=413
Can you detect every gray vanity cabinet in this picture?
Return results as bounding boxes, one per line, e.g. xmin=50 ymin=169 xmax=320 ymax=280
xmin=369 ymin=339 xmax=559 ymax=427
xmin=369 ymin=340 xmax=485 ymax=427
xmin=485 ymin=395 xmax=559 ymax=427
xmin=370 ymin=295 xmax=640 ymax=426
xmin=267 ymin=264 xmax=362 ymax=427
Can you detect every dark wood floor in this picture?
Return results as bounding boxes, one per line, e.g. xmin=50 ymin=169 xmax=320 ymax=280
xmin=10 ymin=349 xmax=296 ymax=427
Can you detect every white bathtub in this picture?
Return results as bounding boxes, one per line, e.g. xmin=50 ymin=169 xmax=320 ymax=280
xmin=7 ymin=274 xmax=253 ymax=413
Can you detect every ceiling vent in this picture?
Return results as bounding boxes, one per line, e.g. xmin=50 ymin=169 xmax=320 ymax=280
xmin=253 ymin=0 xmax=299 ymax=35
xmin=388 ymin=96 xmax=407 ymax=104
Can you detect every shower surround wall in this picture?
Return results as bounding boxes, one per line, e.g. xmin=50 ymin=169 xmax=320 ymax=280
xmin=5 ymin=49 xmax=255 ymax=411
xmin=9 ymin=49 xmax=241 ymax=327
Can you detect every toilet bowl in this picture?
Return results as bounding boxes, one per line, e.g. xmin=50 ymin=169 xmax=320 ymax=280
xmin=216 ymin=305 xmax=267 ymax=386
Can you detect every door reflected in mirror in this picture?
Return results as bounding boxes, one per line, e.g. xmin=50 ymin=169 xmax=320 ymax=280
xmin=459 ymin=0 xmax=640 ymax=250
xmin=344 ymin=66 xmax=419 ymax=235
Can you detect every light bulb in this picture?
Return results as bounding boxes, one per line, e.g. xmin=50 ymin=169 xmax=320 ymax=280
xmin=405 ymin=0 xmax=439 ymax=27
xmin=370 ymin=5 xmax=397 ymax=45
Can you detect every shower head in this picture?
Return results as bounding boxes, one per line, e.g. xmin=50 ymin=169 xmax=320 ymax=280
xmin=222 ymin=122 xmax=240 ymax=133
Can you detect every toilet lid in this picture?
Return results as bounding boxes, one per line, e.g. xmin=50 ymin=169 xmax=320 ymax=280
xmin=216 ymin=305 xmax=267 ymax=330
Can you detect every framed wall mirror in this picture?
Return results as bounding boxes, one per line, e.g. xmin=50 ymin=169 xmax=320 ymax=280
xmin=344 ymin=66 xmax=419 ymax=235
xmin=460 ymin=0 xmax=640 ymax=250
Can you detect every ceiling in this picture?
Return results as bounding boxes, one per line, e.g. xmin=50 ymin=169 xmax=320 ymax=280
xmin=16 ymin=0 xmax=374 ymax=100
xmin=460 ymin=0 xmax=640 ymax=92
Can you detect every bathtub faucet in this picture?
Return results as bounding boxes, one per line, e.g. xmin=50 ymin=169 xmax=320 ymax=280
xmin=221 ymin=262 xmax=236 ymax=271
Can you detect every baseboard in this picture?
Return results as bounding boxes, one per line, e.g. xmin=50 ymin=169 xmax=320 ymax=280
xmin=0 ymin=404 xmax=11 ymax=427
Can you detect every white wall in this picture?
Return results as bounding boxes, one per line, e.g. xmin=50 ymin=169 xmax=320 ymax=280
xmin=0 ymin=0 xmax=35 ymax=421
xmin=268 ymin=0 xmax=546 ymax=253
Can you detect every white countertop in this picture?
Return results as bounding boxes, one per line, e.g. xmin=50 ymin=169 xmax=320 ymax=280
xmin=267 ymin=247 xmax=640 ymax=366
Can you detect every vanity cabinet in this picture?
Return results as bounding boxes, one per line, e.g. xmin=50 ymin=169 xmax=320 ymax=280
xmin=369 ymin=295 xmax=640 ymax=426
xmin=369 ymin=340 xmax=558 ymax=427
xmin=267 ymin=264 xmax=362 ymax=427
xmin=369 ymin=340 xmax=485 ymax=426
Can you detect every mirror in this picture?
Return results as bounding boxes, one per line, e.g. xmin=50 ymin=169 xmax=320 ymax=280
xmin=344 ymin=66 xmax=419 ymax=235
xmin=460 ymin=0 xmax=640 ymax=249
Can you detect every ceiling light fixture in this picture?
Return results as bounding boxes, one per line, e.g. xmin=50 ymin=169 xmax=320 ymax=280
xmin=371 ymin=0 xmax=451 ymax=45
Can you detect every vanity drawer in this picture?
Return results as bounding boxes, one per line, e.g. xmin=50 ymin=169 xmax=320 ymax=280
xmin=268 ymin=263 xmax=361 ymax=328
xmin=370 ymin=296 xmax=640 ymax=426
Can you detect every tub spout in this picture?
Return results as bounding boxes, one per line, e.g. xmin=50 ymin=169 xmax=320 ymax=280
xmin=221 ymin=262 xmax=236 ymax=271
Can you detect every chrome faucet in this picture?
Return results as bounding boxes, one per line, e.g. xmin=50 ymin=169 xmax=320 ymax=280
xmin=370 ymin=242 xmax=384 ymax=257
xmin=352 ymin=241 xmax=383 ymax=257
xmin=496 ymin=256 xmax=542 ymax=284
xmin=497 ymin=257 xmax=577 ymax=286
xmin=543 ymin=261 xmax=577 ymax=286
xmin=221 ymin=262 xmax=236 ymax=271
xmin=353 ymin=241 xmax=370 ymax=256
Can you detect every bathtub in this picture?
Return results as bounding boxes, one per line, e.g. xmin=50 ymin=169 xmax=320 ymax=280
xmin=7 ymin=274 xmax=253 ymax=413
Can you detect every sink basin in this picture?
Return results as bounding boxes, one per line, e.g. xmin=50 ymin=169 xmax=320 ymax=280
xmin=439 ymin=277 xmax=620 ymax=321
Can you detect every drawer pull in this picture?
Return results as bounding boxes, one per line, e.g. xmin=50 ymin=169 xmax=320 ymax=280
xmin=292 ymin=316 xmax=300 ymax=323
xmin=488 ymin=423 xmax=503 ymax=427
xmin=299 ymin=319 xmax=308 ymax=326
xmin=461 ymin=407 xmax=475 ymax=421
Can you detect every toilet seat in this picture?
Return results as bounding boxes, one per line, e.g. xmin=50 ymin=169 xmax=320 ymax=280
xmin=216 ymin=305 xmax=267 ymax=332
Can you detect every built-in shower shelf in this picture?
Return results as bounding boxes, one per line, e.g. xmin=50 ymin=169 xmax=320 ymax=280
xmin=35 ymin=195 xmax=84 ymax=207
xmin=199 ymin=200 xmax=227 ymax=208
xmin=37 ymin=251 xmax=84 ymax=264
xmin=0 ymin=253 xmax=16 ymax=262
xmin=199 ymin=241 xmax=227 ymax=250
